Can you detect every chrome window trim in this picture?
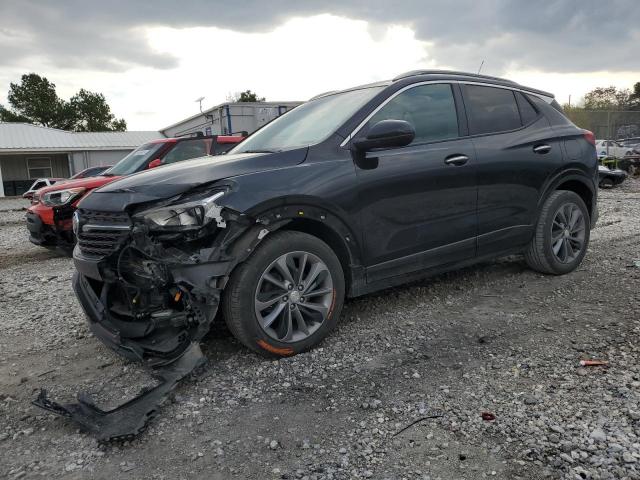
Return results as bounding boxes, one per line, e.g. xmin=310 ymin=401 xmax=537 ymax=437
xmin=340 ymin=80 xmax=554 ymax=148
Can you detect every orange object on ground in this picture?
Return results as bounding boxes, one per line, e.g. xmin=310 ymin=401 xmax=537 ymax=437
xmin=579 ymin=359 xmax=609 ymax=367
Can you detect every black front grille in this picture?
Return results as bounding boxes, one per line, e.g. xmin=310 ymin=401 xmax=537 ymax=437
xmin=77 ymin=209 xmax=131 ymax=258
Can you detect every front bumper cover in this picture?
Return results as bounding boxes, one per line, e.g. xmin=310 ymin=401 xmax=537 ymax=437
xmin=26 ymin=211 xmax=55 ymax=246
xmin=34 ymin=207 xmax=279 ymax=441
xmin=33 ymin=342 xmax=206 ymax=442
xmin=26 ymin=208 xmax=74 ymax=249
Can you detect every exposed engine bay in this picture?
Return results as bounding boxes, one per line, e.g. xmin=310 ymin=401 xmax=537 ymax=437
xmin=33 ymin=186 xmax=286 ymax=441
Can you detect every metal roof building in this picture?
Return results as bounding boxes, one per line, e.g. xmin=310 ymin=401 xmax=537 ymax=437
xmin=161 ymin=101 xmax=302 ymax=138
xmin=0 ymin=123 xmax=162 ymax=196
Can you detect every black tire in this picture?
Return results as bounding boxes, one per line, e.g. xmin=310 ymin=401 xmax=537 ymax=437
xmin=223 ymin=230 xmax=345 ymax=357
xmin=524 ymin=190 xmax=590 ymax=275
xmin=599 ymin=177 xmax=614 ymax=189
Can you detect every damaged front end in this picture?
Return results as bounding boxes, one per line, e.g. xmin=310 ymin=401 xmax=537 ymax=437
xmin=34 ymin=185 xmax=274 ymax=440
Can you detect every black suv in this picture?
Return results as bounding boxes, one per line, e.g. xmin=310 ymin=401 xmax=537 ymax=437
xmin=72 ymin=70 xmax=597 ymax=364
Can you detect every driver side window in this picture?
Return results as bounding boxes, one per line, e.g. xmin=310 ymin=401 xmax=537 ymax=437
xmin=367 ymin=83 xmax=459 ymax=145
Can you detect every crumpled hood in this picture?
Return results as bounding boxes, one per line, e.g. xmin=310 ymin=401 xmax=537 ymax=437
xmin=79 ymin=148 xmax=307 ymax=211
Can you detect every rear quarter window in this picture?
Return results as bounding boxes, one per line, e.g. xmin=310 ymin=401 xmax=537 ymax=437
xmin=464 ymin=85 xmax=521 ymax=135
xmin=515 ymin=92 xmax=539 ymax=125
xmin=527 ymin=95 xmax=573 ymax=126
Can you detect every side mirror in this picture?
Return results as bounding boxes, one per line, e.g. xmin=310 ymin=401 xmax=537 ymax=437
xmin=352 ymin=119 xmax=415 ymax=152
xmin=147 ymin=158 xmax=163 ymax=169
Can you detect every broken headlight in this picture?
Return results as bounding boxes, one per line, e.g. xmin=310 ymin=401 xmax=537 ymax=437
xmin=135 ymin=190 xmax=227 ymax=231
xmin=41 ymin=187 xmax=86 ymax=206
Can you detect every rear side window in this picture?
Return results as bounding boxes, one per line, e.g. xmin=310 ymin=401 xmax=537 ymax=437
xmin=464 ymin=85 xmax=521 ymax=135
xmin=367 ymin=83 xmax=459 ymax=145
xmin=527 ymin=94 xmax=573 ymax=126
xmin=516 ymin=92 xmax=538 ymax=125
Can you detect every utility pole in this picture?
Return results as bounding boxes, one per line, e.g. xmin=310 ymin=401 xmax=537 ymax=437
xmin=195 ymin=96 xmax=205 ymax=113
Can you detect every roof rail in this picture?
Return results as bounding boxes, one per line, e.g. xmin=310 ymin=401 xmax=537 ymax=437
xmin=392 ymin=69 xmax=519 ymax=85
xmin=309 ymin=90 xmax=340 ymax=101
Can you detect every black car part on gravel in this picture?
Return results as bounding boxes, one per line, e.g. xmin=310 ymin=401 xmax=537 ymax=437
xmin=32 ymin=343 xmax=206 ymax=442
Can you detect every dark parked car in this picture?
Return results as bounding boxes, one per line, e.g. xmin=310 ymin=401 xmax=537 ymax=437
xmin=71 ymin=70 xmax=597 ymax=364
xmin=598 ymin=164 xmax=626 ymax=188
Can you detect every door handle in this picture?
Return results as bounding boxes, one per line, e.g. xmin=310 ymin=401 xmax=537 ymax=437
xmin=533 ymin=144 xmax=551 ymax=154
xmin=444 ymin=154 xmax=469 ymax=166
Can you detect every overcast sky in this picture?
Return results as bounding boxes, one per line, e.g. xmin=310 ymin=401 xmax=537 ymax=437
xmin=1 ymin=0 xmax=639 ymax=131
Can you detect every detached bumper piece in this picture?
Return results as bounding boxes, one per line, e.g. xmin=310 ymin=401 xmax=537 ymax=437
xmin=32 ymin=342 xmax=205 ymax=442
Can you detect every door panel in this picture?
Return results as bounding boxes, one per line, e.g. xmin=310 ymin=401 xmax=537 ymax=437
xmin=472 ymin=115 xmax=563 ymax=255
xmin=357 ymin=138 xmax=477 ymax=281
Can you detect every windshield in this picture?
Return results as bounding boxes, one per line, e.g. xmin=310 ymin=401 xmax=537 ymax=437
xmin=230 ymin=86 xmax=385 ymax=154
xmin=163 ymin=138 xmax=211 ymax=164
xmin=104 ymin=142 xmax=166 ymax=176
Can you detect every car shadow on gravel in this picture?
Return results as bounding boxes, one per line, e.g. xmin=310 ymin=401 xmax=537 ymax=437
xmin=339 ymin=256 xmax=528 ymax=326
xmin=0 ymin=248 xmax=64 ymax=270
xmin=200 ymin=256 xmax=529 ymax=361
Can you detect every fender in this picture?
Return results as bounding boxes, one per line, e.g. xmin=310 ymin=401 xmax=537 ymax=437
xmin=222 ymin=195 xmax=365 ymax=296
xmin=221 ymin=193 xmax=363 ymax=263
xmin=537 ymin=167 xmax=597 ymax=216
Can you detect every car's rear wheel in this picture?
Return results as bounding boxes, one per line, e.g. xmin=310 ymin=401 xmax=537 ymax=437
xmin=525 ymin=190 xmax=590 ymax=275
xmin=223 ymin=231 xmax=345 ymax=357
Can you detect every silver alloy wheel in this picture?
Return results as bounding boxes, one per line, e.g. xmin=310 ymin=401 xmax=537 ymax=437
xmin=551 ymin=202 xmax=586 ymax=264
xmin=254 ymin=251 xmax=334 ymax=343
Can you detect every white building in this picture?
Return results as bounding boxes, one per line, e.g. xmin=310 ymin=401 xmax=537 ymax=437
xmin=161 ymin=101 xmax=302 ymax=138
xmin=0 ymin=123 xmax=162 ymax=196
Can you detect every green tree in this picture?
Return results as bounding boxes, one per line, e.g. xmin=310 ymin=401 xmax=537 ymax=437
xmin=583 ymin=86 xmax=632 ymax=110
xmin=230 ymin=90 xmax=265 ymax=102
xmin=0 ymin=104 xmax=31 ymax=123
xmin=69 ymin=89 xmax=126 ymax=132
xmin=0 ymin=73 xmax=126 ymax=131
xmin=2 ymin=73 xmax=66 ymax=127
xmin=629 ymin=82 xmax=640 ymax=110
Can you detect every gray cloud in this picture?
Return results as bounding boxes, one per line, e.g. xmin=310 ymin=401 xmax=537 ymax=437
xmin=1 ymin=0 xmax=639 ymax=74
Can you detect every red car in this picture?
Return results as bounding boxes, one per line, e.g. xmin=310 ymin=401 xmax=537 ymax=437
xmin=26 ymin=134 xmax=244 ymax=252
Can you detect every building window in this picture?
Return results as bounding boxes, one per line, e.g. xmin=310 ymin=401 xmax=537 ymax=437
xmin=27 ymin=157 xmax=53 ymax=179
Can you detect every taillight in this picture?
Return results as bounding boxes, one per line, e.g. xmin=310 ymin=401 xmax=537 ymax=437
xmin=583 ymin=130 xmax=596 ymax=146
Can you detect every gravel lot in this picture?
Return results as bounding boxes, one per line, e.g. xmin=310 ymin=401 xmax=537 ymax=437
xmin=1 ymin=180 xmax=639 ymax=480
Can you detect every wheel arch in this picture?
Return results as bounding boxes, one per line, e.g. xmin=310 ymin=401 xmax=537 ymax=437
xmin=539 ymin=170 xmax=596 ymax=219
xmin=238 ymin=197 xmax=365 ymax=296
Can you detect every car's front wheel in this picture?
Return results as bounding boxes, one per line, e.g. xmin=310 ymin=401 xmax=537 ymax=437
xmin=223 ymin=231 xmax=345 ymax=357
xmin=525 ymin=190 xmax=590 ymax=275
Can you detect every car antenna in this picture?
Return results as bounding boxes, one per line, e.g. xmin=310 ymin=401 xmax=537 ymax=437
xmin=477 ymin=60 xmax=485 ymax=74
